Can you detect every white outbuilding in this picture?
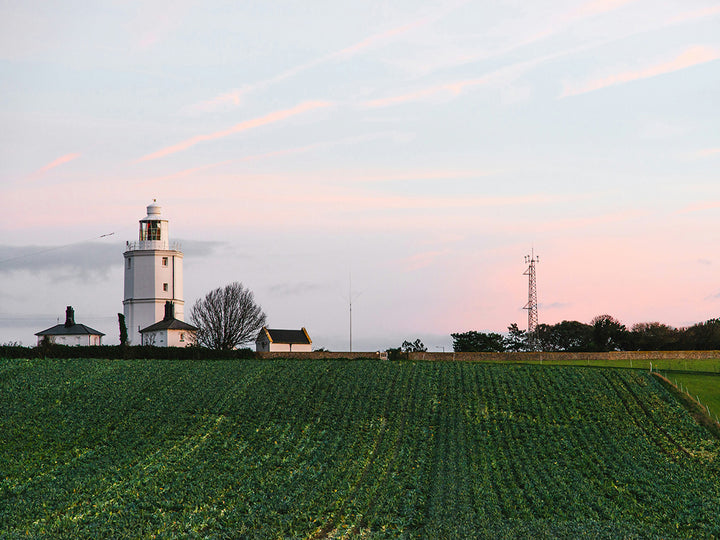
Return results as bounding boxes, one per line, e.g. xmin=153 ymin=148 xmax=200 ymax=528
xmin=139 ymin=301 xmax=197 ymax=347
xmin=256 ymin=327 xmax=312 ymax=352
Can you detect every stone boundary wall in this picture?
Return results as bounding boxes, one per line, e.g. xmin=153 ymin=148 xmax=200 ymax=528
xmin=407 ymin=350 xmax=720 ymax=362
xmin=256 ymin=350 xmax=720 ymax=361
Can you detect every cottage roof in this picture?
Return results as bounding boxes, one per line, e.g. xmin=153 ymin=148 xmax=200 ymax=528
xmin=36 ymin=306 xmax=104 ymax=337
xmin=36 ymin=323 xmax=105 ymax=337
xmin=257 ymin=327 xmax=311 ymax=344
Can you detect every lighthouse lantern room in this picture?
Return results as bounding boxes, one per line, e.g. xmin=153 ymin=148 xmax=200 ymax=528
xmin=123 ymin=200 xmax=185 ymax=345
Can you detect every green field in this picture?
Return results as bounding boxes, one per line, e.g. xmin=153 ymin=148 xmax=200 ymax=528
xmin=498 ymin=356 xmax=720 ymax=373
xmin=2 ymin=358 xmax=720 ymax=538
xmin=498 ymin=356 xmax=720 ymax=420
xmin=669 ymin=373 xmax=720 ymax=421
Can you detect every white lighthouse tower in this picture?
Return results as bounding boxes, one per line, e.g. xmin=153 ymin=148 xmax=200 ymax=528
xmin=123 ymin=200 xmax=184 ymax=345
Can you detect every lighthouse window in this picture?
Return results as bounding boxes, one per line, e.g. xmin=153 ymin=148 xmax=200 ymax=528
xmin=162 ymin=257 xmax=168 ymax=266
xmin=163 ymin=283 xmax=169 ymax=292
xmin=127 ymin=258 xmax=131 ymax=269
xmin=140 ymin=221 xmax=161 ymax=241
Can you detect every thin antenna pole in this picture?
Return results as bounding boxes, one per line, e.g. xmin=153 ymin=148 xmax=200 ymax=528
xmin=345 ymin=271 xmax=362 ymax=353
xmin=523 ymin=249 xmax=540 ymax=347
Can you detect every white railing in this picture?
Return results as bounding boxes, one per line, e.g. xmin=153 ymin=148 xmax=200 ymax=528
xmin=125 ymin=240 xmax=182 ymax=252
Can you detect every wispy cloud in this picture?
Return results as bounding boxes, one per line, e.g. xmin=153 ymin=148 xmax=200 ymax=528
xmin=136 ymin=133 xmax=413 ymax=182
xmin=665 ymin=4 xmax=720 ymax=26
xmin=561 ymin=45 xmax=720 ymax=97
xmin=513 ymin=0 xmax=638 ymax=54
xmin=195 ymin=1 xmax=468 ymax=111
xmin=677 ymin=200 xmax=720 ymax=214
xmin=136 ymin=101 xmax=331 ymax=162
xmin=694 ymin=147 xmax=720 ymax=159
xmin=332 ymin=2 xmax=467 ymax=59
xmin=363 ymin=76 xmax=494 ymax=108
xmin=423 ymin=0 xmax=638 ymax=77
xmin=136 ymin=161 xmax=232 ymax=185
xmin=393 ymin=1 xmax=719 ymax=99
xmin=235 ymin=132 xmax=412 ymax=163
xmin=361 ymin=58 xmax=536 ymax=108
xmin=193 ymin=90 xmax=246 ymax=112
xmin=28 ymin=153 xmax=81 ymax=180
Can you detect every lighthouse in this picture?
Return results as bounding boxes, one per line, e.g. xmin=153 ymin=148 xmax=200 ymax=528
xmin=123 ymin=200 xmax=184 ymax=345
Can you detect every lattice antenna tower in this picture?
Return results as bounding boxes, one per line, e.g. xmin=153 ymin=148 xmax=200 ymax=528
xmin=523 ymin=250 xmax=540 ymax=337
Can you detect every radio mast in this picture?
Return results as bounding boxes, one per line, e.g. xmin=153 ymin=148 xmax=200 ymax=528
xmin=523 ymin=250 xmax=540 ymax=342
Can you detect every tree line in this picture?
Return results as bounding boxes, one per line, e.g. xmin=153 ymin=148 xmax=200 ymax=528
xmin=452 ymin=315 xmax=720 ymax=352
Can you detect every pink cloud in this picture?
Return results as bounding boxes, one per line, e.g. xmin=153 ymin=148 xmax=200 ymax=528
xmin=136 ymin=101 xmax=331 ymax=162
xmin=361 ymin=51 xmax=556 ymax=108
xmin=677 ymin=201 xmax=720 ymax=214
xmin=513 ymin=0 xmax=637 ymax=50
xmin=30 ymin=153 xmax=81 ymax=178
xmin=364 ymin=73 xmax=501 ymax=108
xmin=665 ymin=5 xmax=720 ymax=26
xmin=694 ymin=147 xmax=720 ymax=159
xmin=334 ymin=2 xmax=468 ymax=59
xmin=562 ymin=45 xmax=720 ymax=97
xmin=193 ymin=90 xmax=245 ymax=112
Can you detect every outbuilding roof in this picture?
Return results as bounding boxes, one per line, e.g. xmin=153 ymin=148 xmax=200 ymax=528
xmin=139 ymin=301 xmax=198 ymax=333
xmin=257 ymin=327 xmax=311 ymax=344
xmin=140 ymin=318 xmax=198 ymax=333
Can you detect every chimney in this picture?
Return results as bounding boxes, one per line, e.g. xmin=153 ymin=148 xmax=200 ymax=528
xmin=64 ymin=306 xmax=75 ymax=327
xmin=163 ymin=301 xmax=174 ymax=321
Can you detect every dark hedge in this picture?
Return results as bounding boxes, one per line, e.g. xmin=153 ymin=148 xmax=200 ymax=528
xmin=0 ymin=344 xmax=256 ymax=360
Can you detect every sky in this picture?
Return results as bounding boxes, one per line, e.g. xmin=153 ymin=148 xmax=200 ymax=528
xmin=1 ymin=0 xmax=719 ymax=351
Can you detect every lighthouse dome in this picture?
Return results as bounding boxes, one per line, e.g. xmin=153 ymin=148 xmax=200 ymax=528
xmin=141 ymin=199 xmax=166 ymax=222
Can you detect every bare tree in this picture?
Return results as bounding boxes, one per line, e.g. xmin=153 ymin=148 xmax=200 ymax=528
xmin=190 ymin=282 xmax=267 ymax=350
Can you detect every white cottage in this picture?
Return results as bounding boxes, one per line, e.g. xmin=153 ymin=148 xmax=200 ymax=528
xmin=256 ymin=327 xmax=312 ymax=352
xmin=139 ymin=301 xmax=197 ymax=347
xmin=35 ymin=306 xmax=104 ymax=346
